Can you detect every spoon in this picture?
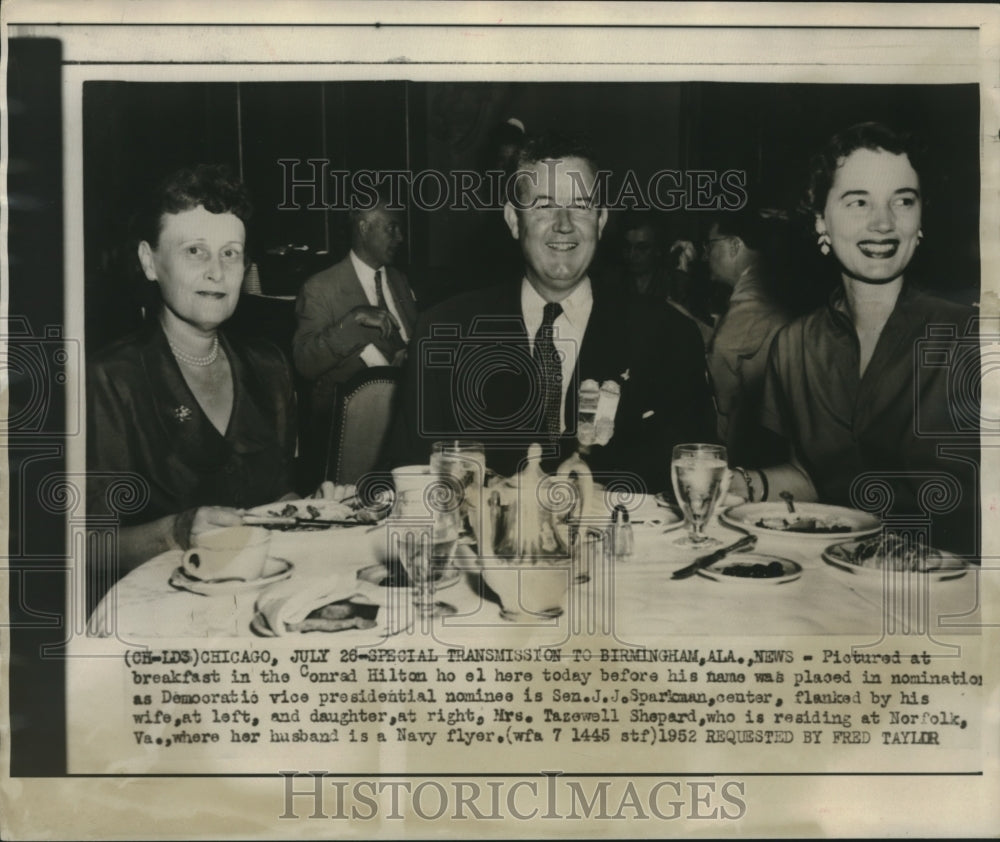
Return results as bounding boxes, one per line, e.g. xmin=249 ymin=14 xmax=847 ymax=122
xmin=779 ymin=491 xmax=796 ymax=514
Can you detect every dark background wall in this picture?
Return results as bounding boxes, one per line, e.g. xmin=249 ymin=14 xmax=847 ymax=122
xmin=8 ymin=37 xmax=67 ymax=777
xmin=83 ymin=80 xmax=980 ymax=352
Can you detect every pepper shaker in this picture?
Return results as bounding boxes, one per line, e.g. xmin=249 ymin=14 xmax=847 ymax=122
xmin=612 ymin=504 xmax=634 ymax=560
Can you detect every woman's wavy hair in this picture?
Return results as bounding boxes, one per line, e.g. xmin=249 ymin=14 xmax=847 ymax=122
xmin=805 ymin=122 xmax=929 ymax=214
xmin=133 ymin=163 xmax=253 ymax=249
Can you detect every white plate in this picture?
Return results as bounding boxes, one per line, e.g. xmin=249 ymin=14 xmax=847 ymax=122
xmin=169 ymin=557 xmax=293 ymax=595
xmin=720 ymin=502 xmax=880 ymax=541
xmin=622 ymin=492 xmax=681 ymax=532
xmin=245 ymin=497 xmax=386 ymax=527
xmin=697 ymin=554 xmax=802 ymax=584
xmin=823 ymin=539 xmax=968 ymax=583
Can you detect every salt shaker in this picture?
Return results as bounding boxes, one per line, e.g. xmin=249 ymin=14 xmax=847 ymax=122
xmin=612 ymin=504 xmax=634 ymax=560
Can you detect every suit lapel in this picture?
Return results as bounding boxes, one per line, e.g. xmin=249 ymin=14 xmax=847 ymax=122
xmin=568 ymin=283 xmax=630 ymax=428
xmin=341 ymin=259 xmax=373 ymax=313
xmin=344 ymin=258 xmax=408 ymax=355
xmin=472 ymin=283 xmax=533 ymax=429
xmin=386 ymin=268 xmax=417 ymax=336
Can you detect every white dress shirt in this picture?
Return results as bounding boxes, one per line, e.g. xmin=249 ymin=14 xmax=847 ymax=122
xmin=521 ymin=278 xmax=593 ymax=433
xmin=350 ymin=250 xmax=409 ymax=367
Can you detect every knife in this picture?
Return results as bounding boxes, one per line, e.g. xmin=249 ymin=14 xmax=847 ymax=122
xmin=671 ymin=533 xmax=758 ymax=580
xmin=241 ymin=514 xmax=372 ymax=528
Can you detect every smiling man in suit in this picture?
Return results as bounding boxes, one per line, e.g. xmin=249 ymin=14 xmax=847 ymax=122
xmin=391 ymin=133 xmax=712 ymax=492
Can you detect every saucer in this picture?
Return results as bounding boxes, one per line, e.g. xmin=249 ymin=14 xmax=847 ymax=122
xmin=169 ymin=557 xmax=293 ymax=596
xmin=696 ymin=554 xmax=802 ymax=585
xmin=355 ymin=562 xmax=461 ymax=590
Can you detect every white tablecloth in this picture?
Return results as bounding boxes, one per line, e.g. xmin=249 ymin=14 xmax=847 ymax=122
xmin=89 ymin=499 xmax=981 ymax=643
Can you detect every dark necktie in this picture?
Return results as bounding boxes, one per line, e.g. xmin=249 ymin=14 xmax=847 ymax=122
xmin=374 ymin=269 xmax=389 ymax=311
xmin=533 ymin=301 xmax=564 ymax=436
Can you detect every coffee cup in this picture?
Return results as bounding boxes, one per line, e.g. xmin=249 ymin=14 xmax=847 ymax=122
xmin=390 ymin=464 xmax=435 ymax=506
xmin=480 ymin=558 xmax=573 ymax=622
xmin=181 ymin=526 xmax=270 ymax=582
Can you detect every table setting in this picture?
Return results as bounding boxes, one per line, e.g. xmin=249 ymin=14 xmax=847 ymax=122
xmin=87 ymin=433 xmax=979 ymax=642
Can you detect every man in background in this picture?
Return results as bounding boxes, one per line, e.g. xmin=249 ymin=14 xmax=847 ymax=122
xmin=703 ymin=208 xmax=790 ymax=465
xmin=617 ymin=214 xmax=715 ymax=345
xmin=294 ymin=195 xmax=417 ymax=481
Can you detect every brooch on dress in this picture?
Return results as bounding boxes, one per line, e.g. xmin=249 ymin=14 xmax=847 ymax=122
xmin=173 ymin=405 xmax=192 ymax=422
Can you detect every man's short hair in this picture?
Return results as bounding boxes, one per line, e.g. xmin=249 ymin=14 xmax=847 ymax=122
xmin=515 ymin=130 xmax=600 ymax=173
xmin=348 ymin=186 xmax=400 ymax=237
xmin=510 ymin=131 xmax=602 ymax=207
xmin=620 ymin=213 xmax=662 ymax=243
xmin=712 ymin=207 xmax=768 ymax=252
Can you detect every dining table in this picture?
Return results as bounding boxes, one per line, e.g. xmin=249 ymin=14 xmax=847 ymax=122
xmin=87 ymin=494 xmax=982 ymax=645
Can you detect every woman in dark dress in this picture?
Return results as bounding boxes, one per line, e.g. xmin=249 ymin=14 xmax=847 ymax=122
xmin=729 ymin=123 xmax=978 ymax=554
xmin=87 ymin=165 xmax=297 ymax=582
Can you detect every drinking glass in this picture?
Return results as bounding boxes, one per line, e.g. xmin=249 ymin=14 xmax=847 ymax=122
xmin=389 ymin=465 xmax=459 ymax=623
xmin=670 ymin=443 xmax=730 ymax=547
xmin=430 ymin=441 xmax=486 ymax=553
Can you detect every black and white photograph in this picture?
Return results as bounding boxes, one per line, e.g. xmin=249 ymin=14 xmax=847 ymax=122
xmin=3 ymin=2 xmax=998 ymax=838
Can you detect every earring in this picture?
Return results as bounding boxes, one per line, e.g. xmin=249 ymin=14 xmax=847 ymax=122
xmin=918 ymin=229 xmax=924 ymax=242
xmin=817 ymin=232 xmax=831 ymax=256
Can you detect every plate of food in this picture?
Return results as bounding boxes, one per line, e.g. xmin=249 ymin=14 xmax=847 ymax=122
xmin=250 ymin=573 xmax=406 ymax=637
xmin=720 ymin=502 xmax=880 ymax=541
xmin=823 ymin=533 xmax=968 ymax=582
xmin=243 ymin=493 xmax=390 ymax=529
xmin=697 ymin=553 xmax=802 ymax=585
xmin=250 ymin=596 xmax=382 ymax=635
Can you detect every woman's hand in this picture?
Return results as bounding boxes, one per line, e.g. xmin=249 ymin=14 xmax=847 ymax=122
xmin=727 ymin=469 xmax=752 ymax=504
xmin=189 ymin=506 xmax=244 ymax=540
xmin=725 ymin=461 xmax=819 ymax=506
xmin=312 ymin=481 xmax=357 ymax=502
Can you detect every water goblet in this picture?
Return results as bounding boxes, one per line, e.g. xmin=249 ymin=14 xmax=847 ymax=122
xmin=670 ymin=443 xmax=730 ymax=547
xmin=388 ymin=465 xmax=460 ymax=624
xmin=430 ymin=440 xmax=486 ymax=552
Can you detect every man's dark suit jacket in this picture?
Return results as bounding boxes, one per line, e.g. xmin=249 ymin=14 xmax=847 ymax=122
xmin=390 ymin=279 xmax=713 ymax=493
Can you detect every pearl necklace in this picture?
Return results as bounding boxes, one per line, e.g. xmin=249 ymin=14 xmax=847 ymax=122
xmin=168 ymin=336 xmax=220 ymax=367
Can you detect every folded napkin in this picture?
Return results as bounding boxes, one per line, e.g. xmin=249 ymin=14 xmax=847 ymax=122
xmin=253 ymin=574 xmax=383 ymax=636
